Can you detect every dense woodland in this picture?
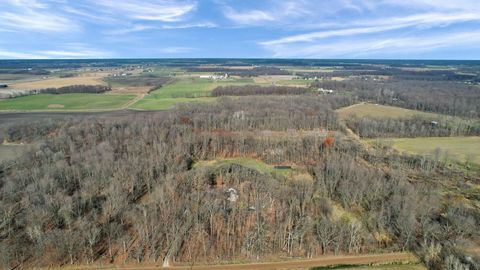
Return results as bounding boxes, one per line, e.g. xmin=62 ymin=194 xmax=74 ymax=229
xmin=1 ymin=96 xmax=478 ymax=270
xmin=104 ymin=75 xmax=173 ymax=90
xmin=39 ymin=85 xmax=111 ymax=94
xmin=313 ymin=80 xmax=480 ymax=118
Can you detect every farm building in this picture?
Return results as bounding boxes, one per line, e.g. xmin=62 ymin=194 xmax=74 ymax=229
xmin=274 ymin=165 xmax=292 ymax=169
xmin=317 ymin=88 xmax=334 ymax=94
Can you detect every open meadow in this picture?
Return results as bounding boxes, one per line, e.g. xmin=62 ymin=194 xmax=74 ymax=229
xmin=0 ymin=93 xmax=135 ymax=111
xmin=131 ymin=77 xmax=253 ymax=110
xmin=367 ymin=136 xmax=480 ymax=164
xmin=337 ymin=103 xmax=438 ymax=120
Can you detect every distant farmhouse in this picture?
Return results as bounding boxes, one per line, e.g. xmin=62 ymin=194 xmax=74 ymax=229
xmin=316 ymin=88 xmax=334 ymax=94
xmin=199 ymin=73 xmax=229 ymax=80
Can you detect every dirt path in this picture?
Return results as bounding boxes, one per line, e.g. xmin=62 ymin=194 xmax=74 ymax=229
xmin=120 ymin=93 xmax=145 ymax=109
xmin=59 ymin=252 xmax=417 ymax=270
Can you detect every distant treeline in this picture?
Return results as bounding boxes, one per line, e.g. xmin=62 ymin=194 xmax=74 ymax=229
xmin=211 ymin=85 xmax=310 ymax=96
xmin=0 ymin=69 xmax=50 ymax=75
xmin=346 ymin=115 xmax=480 ymax=138
xmin=40 ymin=85 xmax=110 ymax=94
xmin=187 ymin=66 xmax=290 ymax=77
xmin=297 ymin=68 xmax=479 ymax=82
xmin=0 ymin=85 xmax=111 ymax=99
xmin=313 ymin=79 xmax=480 ymax=118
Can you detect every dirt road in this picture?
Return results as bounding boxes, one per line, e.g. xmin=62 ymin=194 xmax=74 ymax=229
xmin=61 ymin=252 xmax=417 ymax=270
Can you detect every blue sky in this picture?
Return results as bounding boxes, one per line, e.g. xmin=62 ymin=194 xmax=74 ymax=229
xmin=1 ymin=0 xmax=480 ymax=59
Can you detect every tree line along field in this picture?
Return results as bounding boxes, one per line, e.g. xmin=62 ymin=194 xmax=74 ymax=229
xmin=367 ymin=137 xmax=480 ymax=165
xmin=335 ymin=103 xmax=480 ymax=166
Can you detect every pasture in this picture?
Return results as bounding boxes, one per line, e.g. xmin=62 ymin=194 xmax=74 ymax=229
xmin=0 ymin=93 xmax=135 ymax=111
xmin=131 ymin=77 xmax=252 ymax=110
xmin=337 ymin=103 xmax=438 ymax=120
xmin=367 ymin=136 xmax=480 ymax=164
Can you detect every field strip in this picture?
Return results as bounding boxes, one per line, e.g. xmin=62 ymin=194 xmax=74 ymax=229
xmin=52 ymin=252 xmax=417 ymax=270
xmin=122 ymin=93 xmax=146 ymax=109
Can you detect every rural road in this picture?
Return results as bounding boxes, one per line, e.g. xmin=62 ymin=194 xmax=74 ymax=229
xmin=60 ymin=252 xmax=417 ymax=270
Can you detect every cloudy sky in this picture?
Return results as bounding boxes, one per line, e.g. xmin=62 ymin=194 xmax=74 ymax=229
xmin=1 ymin=0 xmax=480 ymax=59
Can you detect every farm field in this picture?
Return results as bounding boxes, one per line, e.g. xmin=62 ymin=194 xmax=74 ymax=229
xmin=0 ymin=93 xmax=135 ymax=111
xmin=337 ymin=103 xmax=438 ymax=119
xmin=131 ymin=77 xmax=252 ymax=110
xmin=367 ymin=136 xmax=480 ymax=164
xmin=8 ymin=73 xmax=106 ymax=90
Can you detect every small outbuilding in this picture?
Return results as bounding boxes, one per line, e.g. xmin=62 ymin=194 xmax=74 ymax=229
xmin=274 ymin=165 xmax=292 ymax=170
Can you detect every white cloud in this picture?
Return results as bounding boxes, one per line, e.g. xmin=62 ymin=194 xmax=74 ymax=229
xmin=224 ymin=8 xmax=275 ymax=25
xmin=0 ymin=44 xmax=111 ymax=59
xmin=262 ymin=12 xmax=480 ymax=46
xmin=93 ymin=0 xmax=197 ymax=22
xmin=264 ymin=31 xmax=480 ymax=58
xmin=0 ymin=1 xmax=78 ymax=33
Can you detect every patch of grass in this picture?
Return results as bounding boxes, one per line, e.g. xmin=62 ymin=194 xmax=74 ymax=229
xmin=366 ymin=136 xmax=480 ymax=164
xmin=194 ymin=157 xmax=293 ymax=177
xmin=0 ymin=93 xmax=135 ymax=111
xmin=0 ymin=144 xmax=27 ymax=163
xmin=337 ymin=103 xmax=438 ymax=120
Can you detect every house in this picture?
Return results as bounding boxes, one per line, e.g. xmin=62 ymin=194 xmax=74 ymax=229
xmin=317 ymin=88 xmax=334 ymax=94
xmin=226 ymin=188 xmax=238 ymax=202
xmin=430 ymin=121 xmax=439 ymax=126
xmin=199 ymin=73 xmax=229 ymax=80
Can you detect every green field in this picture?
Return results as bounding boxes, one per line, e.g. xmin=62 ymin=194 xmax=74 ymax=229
xmin=337 ymin=103 xmax=438 ymax=119
xmin=194 ymin=157 xmax=293 ymax=177
xmin=0 ymin=93 xmax=135 ymax=111
xmin=131 ymin=77 xmax=253 ymax=110
xmin=367 ymin=137 xmax=480 ymax=164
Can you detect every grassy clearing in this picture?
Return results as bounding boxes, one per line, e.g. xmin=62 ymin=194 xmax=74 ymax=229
xmin=131 ymin=77 xmax=252 ymax=110
xmin=194 ymin=157 xmax=293 ymax=177
xmin=337 ymin=103 xmax=438 ymax=120
xmin=0 ymin=93 xmax=135 ymax=111
xmin=149 ymin=77 xmax=253 ymax=98
xmin=0 ymin=144 xmax=27 ymax=163
xmin=366 ymin=137 xmax=480 ymax=164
